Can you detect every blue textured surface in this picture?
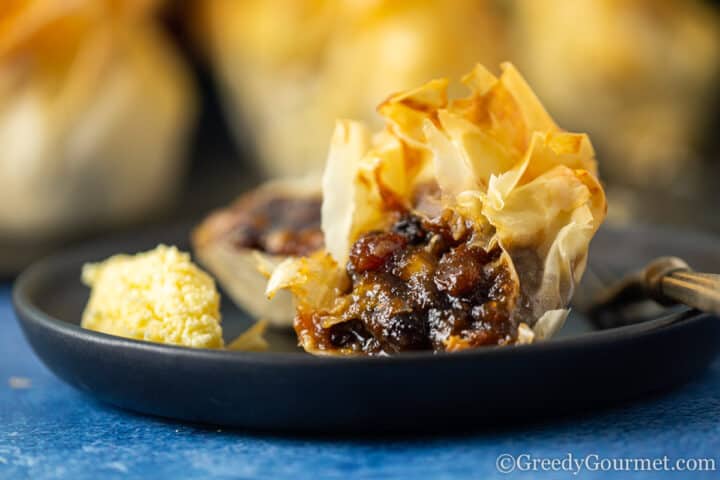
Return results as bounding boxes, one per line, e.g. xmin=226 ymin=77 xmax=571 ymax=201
xmin=1 ymin=282 xmax=719 ymax=480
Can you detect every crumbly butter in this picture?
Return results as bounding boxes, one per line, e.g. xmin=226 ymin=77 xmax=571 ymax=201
xmin=81 ymin=245 xmax=224 ymax=349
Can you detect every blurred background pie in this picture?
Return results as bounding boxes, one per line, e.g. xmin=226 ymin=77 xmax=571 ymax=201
xmin=2 ymin=0 xmax=719 ymax=273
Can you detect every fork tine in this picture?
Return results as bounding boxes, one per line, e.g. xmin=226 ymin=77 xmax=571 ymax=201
xmin=588 ymin=256 xmax=720 ymax=331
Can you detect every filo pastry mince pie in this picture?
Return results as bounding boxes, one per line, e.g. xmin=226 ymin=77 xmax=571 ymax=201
xmin=267 ymin=63 xmax=607 ymax=355
xmin=193 ymin=177 xmax=323 ymax=327
xmin=195 ymin=0 xmax=507 ymax=178
xmin=0 ymin=0 xmax=195 ymax=240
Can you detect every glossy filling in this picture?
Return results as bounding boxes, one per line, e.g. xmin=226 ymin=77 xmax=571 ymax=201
xmin=221 ymin=193 xmax=323 ymax=256
xmin=296 ymin=212 xmax=518 ymax=354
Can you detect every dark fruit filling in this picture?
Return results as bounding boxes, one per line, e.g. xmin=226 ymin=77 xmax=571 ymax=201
xmin=201 ymin=190 xmax=323 ymax=256
xmin=229 ymin=195 xmax=323 ymax=256
xmin=296 ymin=212 xmax=518 ymax=354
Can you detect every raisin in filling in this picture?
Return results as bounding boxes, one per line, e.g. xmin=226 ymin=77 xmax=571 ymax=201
xmin=225 ymin=194 xmax=323 ymax=256
xmin=298 ymin=213 xmax=517 ymax=354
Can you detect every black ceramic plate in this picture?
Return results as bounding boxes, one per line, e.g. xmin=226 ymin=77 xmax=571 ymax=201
xmin=12 ymin=224 xmax=720 ymax=433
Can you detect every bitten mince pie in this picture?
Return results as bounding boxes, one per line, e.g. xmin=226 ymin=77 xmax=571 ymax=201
xmin=267 ymin=63 xmax=607 ymax=355
xmin=193 ymin=177 xmax=323 ymax=326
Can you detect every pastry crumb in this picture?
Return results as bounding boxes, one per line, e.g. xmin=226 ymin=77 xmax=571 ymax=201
xmin=8 ymin=376 xmax=31 ymax=389
xmin=226 ymin=319 xmax=269 ymax=352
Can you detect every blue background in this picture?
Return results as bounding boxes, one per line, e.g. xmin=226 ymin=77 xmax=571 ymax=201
xmin=1 ymin=283 xmax=719 ymax=480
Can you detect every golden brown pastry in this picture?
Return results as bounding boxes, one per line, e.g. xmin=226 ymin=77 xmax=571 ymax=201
xmin=511 ymin=0 xmax=720 ymax=187
xmin=0 ymin=0 xmax=195 ymax=240
xmin=267 ymin=63 xmax=607 ymax=355
xmin=196 ymin=0 xmax=507 ymax=177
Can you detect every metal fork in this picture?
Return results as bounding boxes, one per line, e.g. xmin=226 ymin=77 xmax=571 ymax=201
xmin=583 ymin=257 xmax=720 ymax=329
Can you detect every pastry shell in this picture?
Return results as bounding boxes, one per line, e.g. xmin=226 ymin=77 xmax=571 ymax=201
xmin=193 ymin=177 xmax=320 ymax=327
xmin=268 ymin=63 xmax=607 ymax=353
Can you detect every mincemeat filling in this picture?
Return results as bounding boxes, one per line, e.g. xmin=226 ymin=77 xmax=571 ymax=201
xmin=228 ymin=195 xmax=323 ymax=256
xmin=295 ymin=212 xmax=518 ymax=354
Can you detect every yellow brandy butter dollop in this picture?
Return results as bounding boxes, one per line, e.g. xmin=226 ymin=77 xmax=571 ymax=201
xmin=81 ymin=245 xmax=224 ymax=349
